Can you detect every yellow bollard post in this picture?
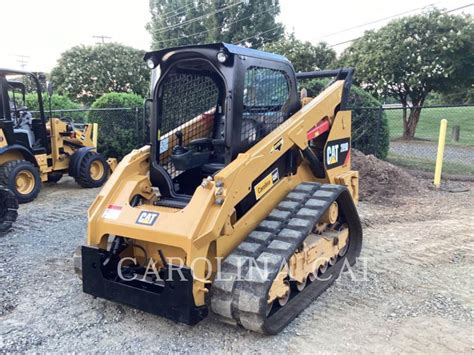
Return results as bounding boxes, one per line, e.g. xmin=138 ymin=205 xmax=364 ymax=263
xmin=433 ymin=119 xmax=448 ymax=188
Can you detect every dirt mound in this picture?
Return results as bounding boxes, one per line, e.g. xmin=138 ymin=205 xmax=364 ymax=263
xmin=352 ymin=150 xmax=425 ymax=204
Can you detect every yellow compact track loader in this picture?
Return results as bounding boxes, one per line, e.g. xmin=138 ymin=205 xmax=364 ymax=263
xmin=0 ymin=69 xmax=114 ymax=203
xmin=0 ymin=185 xmax=18 ymax=235
xmin=77 ymin=43 xmax=363 ymax=334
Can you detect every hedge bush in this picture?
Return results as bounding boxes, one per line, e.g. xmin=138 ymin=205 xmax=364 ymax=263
xmin=301 ymin=79 xmax=389 ymax=159
xmin=88 ymin=93 xmax=144 ymax=159
xmin=25 ymin=93 xmax=80 ymax=111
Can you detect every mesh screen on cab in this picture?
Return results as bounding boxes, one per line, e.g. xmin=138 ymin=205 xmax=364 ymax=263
xmin=158 ymin=72 xmax=219 ymax=177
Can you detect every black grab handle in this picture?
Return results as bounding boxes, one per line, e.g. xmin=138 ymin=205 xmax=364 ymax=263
xmin=295 ymin=68 xmax=354 ymax=80
xmin=296 ymin=68 xmax=354 ymax=110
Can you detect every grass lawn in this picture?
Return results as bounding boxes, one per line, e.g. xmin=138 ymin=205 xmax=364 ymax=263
xmin=387 ymin=152 xmax=474 ymax=176
xmin=386 ymin=106 xmax=474 ymax=146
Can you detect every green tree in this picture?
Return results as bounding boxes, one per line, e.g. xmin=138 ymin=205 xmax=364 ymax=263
xmin=88 ymin=93 xmax=144 ymax=159
xmin=25 ymin=93 xmax=80 ymax=112
xmin=302 ymin=79 xmax=389 ymax=158
xmin=147 ymin=0 xmax=284 ymax=49
xmin=439 ymin=86 xmax=474 ymax=104
xmin=339 ymin=9 xmax=473 ymax=138
xmin=51 ymin=43 xmax=150 ymax=105
xmin=263 ymin=33 xmax=336 ymax=72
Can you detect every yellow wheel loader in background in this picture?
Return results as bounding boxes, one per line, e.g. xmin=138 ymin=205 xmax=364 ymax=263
xmin=0 ymin=69 xmax=116 ymax=203
xmin=0 ymin=185 xmax=18 ymax=235
xmin=76 ymin=43 xmax=363 ymax=334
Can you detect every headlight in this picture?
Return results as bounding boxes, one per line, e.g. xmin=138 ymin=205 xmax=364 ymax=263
xmin=146 ymin=58 xmax=156 ymax=69
xmin=217 ymin=51 xmax=228 ymax=63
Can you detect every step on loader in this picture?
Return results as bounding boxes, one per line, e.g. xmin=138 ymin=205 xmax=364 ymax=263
xmin=0 ymin=69 xmax=116 ymax=203
xmin=75 ymin=43 xmax=363 ymax=334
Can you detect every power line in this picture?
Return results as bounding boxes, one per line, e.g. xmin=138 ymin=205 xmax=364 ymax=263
xmin=154 ymin=1 xmax=244 ymax=35
xmin=329 ymin=37 xmax=362 ymax=48
xmin=314 ymin=3 xmax=438 ymax=42
xmin=444 ymin=3 xmax=473 ymax=13
xmin=158 ymin=1 xmax=203 ymax=19
xmin=155 ymin=6 xmax=280 ymax=45
xmin=328 ymin=3 xmax=473 ymax=48
xmin=154 ymin=0 xmax=207 ymax=24
xmin=233 ymin=25 xmax=282 ymax=45
xmin=152 ymin=1 xmax=244 ymax=35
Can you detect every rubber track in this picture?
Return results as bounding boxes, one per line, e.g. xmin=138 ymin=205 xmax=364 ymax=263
xmin=210 ymin=182 xmax=363 ymax=334
xmin=0 ymin=186 xmax=18 ymax=235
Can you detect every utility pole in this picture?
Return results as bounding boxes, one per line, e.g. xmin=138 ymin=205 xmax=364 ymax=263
xmin=13 ymin=54 xmax=30 ymax=69
xmin=93 ymin=35 xmax=112 ymax=44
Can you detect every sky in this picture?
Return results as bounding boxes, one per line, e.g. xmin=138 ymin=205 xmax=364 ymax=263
xmin=0 ymin=0 xmax=472 ymax=72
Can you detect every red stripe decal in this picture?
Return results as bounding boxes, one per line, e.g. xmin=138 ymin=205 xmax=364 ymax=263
xmin=107 ymin=205 xmax=122 ymax=210
xmin=344 ymin=149 xmax=351 ymax=166
xmin=307 ymin=120 xmax=330 ymax=140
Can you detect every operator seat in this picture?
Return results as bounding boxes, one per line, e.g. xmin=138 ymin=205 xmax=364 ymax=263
xmin=13 ymin=109 xmax=36 ymax=148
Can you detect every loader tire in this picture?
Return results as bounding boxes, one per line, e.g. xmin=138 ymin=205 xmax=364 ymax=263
xmin=0 ymin=186 xmax=18 ymax=235
xmin=0 ymin=160 xmax=41 ymax=203
xmin=210 ymin=182 xmax=363 ymax=334
xmin=75 ymin=152 xmax=109 ymax=188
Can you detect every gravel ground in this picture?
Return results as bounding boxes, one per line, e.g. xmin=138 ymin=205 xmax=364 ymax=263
xmin=1 ymin=177 xmax=473 ymax=353
xmin=390 ymin=140 xmax=474 ymax=165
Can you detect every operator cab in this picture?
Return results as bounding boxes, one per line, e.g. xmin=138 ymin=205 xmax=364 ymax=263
xmin=145 ymin=43 xmax=300 ymax=206
xmin=0 ymin=69 xmax=50 ymax=155
xmin=8 ymin=80 xmax=36 ymax=148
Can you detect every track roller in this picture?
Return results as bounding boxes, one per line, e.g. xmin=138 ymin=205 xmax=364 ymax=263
xmin=211 ymin=182 xmax=363 ymax=334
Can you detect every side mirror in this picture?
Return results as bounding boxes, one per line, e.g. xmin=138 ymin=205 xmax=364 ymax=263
xmin=47 ymin=81 xmax=53 ymax=96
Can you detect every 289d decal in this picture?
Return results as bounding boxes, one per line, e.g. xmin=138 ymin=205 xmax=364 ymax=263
xmin=324 ymin=138 xmax=351 ymax=169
